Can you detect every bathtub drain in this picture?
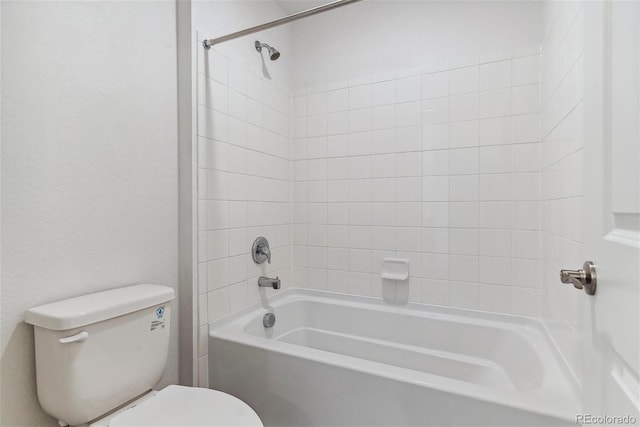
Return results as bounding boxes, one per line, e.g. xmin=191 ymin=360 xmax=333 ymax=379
xmin=263 ymin=312 xmax=276 ymax=328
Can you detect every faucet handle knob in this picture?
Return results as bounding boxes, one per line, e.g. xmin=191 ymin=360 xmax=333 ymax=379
xmin=252 ymin=236 xmax=271 ymax=264
xmin=261 ymin=245 xmax=272 ymax=264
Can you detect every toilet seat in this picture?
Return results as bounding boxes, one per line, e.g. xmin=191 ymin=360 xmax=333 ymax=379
xmin=104 ymin=385 xmax=263 ymax=427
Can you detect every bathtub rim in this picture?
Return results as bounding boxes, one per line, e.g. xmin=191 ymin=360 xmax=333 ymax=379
xmin=208 ymin=287 xmax=582 ymax=422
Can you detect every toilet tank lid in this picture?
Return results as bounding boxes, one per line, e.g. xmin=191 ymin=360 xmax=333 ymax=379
xmin=25 ymin=284 xmax=175 ymax=331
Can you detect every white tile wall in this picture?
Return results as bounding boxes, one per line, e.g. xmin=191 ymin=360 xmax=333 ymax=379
xmin=196 ymin=47 xmax=292 ymax=385
xmin=540 ymin=1 xmax=585 ymax=384
xmin=291 ymin=49 xmax=542 ymax=315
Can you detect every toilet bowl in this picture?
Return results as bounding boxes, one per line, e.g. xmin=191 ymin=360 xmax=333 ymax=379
xmin=90 ymin=386 xmax=262 ymax=427
xmin=25 ymin=284 xmax=261 ymax=427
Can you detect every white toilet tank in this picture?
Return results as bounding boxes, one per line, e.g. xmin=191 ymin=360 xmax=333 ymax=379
xmin=25 ymin=284 xmax=175 ymax=426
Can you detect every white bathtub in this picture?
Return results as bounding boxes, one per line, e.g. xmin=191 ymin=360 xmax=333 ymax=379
xmin=209 ymin=289 xmax=581 ymax=426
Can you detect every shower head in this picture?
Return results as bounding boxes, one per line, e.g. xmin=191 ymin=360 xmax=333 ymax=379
xmin=255 ymin=41 xmax=280 ymax=61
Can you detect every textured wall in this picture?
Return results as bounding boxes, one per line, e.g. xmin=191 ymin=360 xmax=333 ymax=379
xmin=1 ymin=2 xmax=178 ymax=425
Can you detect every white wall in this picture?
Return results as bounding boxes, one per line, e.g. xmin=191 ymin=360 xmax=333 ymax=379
xmin=1 ymin=2 xmax=178 ymax=425
xmin=291 ymin=1 xmax=542 ymax=89
xmin=192 ymin=0 xmax=294 ymax=387
xmin=539 ymin=0 xmax=585 ymax=384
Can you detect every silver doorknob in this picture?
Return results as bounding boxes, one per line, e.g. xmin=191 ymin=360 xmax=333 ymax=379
xmin=560 ymin=261 xmax=597 ymax=295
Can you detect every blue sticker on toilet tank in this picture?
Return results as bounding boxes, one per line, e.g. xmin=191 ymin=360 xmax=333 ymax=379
xmin=151 ymin=306 xmax=166 ymax=331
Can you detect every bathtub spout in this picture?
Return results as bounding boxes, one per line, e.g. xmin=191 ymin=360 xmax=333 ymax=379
xmin=258 ymin=276 xmax=280 ymax=289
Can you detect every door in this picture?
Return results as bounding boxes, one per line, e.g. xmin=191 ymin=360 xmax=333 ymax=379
xmin=583 ymin=0 xmax=640 ymax=420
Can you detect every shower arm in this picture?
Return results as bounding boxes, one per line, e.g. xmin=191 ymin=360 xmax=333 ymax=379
xmin=202 ymin=0 xmax=362 ymax=49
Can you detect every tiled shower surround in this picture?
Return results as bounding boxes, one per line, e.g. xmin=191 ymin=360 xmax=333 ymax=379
xmin=291 ymin=50 xmax=542 ymax=315
xmin=540 ymin=1 xmax=585 ymax=383
xmin=196 ymin=44 xmax=548 ymax=385
xmin=196 ymin=48 xmax=292 ymax=384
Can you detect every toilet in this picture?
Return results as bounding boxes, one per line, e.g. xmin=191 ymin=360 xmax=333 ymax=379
xmin=25 ymin=284 xmax=262 ymax=427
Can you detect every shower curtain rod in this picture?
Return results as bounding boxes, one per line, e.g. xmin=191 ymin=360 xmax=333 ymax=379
xmin=202 ymin=0 xmax=362 ymax=49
